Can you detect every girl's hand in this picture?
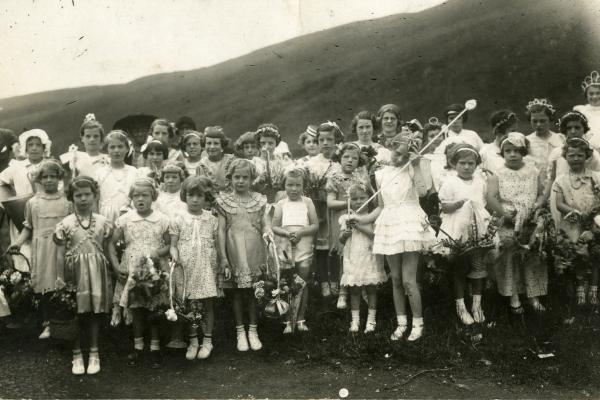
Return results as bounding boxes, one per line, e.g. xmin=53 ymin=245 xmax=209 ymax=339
xmin=288 ymin=232 xmax=300 ymax=245
xmin=224 ymin=267 xmax=231 ymax=280
xmin=348 ymin=215 xmax=362 ymax=225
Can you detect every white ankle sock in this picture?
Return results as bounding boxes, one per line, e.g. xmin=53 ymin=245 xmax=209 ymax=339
xmin=397 ymin=315 xmax=407 ymax=326
xmin=412 ymin=317 xmax=423 ymax=327
xmin=351 ymin=310 xmax=360 ymax=321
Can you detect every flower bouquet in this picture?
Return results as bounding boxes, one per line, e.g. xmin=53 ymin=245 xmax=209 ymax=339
xmin=437 ymin=210 xmax=502 ymax=259
xmin=127 ymin=256 xmax=170 ymax=319
xmin=253 ymin=239 xmax=289 ymax=319
xmin=48 ymin=278 xmax=78 ymax=340
xmin=0 ymin=267 xmax=36 ymax=315
xmin=516 ymin=206 xmax=556 ymax=258
xmin=254 ymin=153 xmax=287 ymax=203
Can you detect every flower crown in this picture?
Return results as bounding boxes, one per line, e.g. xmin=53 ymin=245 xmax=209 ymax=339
xmin=83 ymin=113 xmax=96 ymax=124
xmin=526 ymin=98 xmax=555 ymax=114
xmin=256 ymin=126 xmax=280 ymax=138
xmin=582 ymin=71 xmax=600 ymax=92
xmin=493 ymin=112 xmax=516 ymax=130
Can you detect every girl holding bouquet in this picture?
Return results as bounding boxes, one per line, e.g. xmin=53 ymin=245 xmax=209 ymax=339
xmin=54 ymin=176 xmax=113 ymax=375
xmin=170 ymin=176 xmax=220 ymax=360
xmin=486 ymin=132 xmax=546 ymax=314
xmin=108 ymin=178 xmax=171 ymax=368
xmin=437 ymin=145 xmax=491 ymax=325
xmin=254 ymin=123 xmax=291 ymax=204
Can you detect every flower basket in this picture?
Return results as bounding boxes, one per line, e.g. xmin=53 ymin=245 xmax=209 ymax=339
xmin=0 ymin=251 xmax=36 ymax=315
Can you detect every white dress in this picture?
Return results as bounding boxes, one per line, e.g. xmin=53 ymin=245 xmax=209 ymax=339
xmin=184 ymin=158 xmax=202 ymax=176
xmin=480 ymin=141 xmax=505 ymax=174
xmin=339 ymin=214 xmax=387 ymax=286
xmin=438 ymin=174 xmax=490 ymax=243
xmin=372 ymin=165 xmax=436 ymax=254
xmin=574 ymin=104 xmax=600 ymax=150
xmin=422 ymin=153 xmax=447 ymax=192
xmin=154 ymin=191 xmax=186 ymax=219
xmin=526 ymin=131 xmax=565 ymax=187
xmin=94 ymin=165 xmax=138 ymax=223
xmin=435 ymin=129 xmax=484 ymax=155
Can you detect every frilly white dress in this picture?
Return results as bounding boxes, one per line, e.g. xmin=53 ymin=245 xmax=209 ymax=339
xmin=339 ymin=214 xmax=387 ymax=286
xmin=94 ymin=165 xmax=138 ymax=223
xmin=372 ymin=165 xmax=436 ymax=254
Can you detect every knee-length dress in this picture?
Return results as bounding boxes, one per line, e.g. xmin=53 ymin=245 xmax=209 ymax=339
xmin=339 ymin=214 xmax=387 ymax=286
xmin=23 ymin=194 xmax=72 ymax=293
xmin=494 ymin=164 xmax=547 ymax=298
xmin=94 ymin=165 xmax=138 ymax=223
xmin=54 ymin=213 xmax=113 ymax=313
xmin=372 ymin=165 xmax=436 ymax=255
xmin=216 ymin=192 xmax=267 ymax=288
xmin=116 ymin=209 xmax=170 ymax=308
xmin=170 ymin=211 xmax=219 ymax=299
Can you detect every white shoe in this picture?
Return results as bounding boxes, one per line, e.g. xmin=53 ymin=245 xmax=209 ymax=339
xmin=296 ymin=320 xmax=309 ymax=332
xmin=349 ymin=319 xmax=360 ymax=333
xmin=197 ymin=343 xmax=213 ymax=359
xmin=72 ymin=357 xmax=85 ymax=375
xmin=86 ymin=355 xmax=100 ymax=375
xmin=407 ymin=324 xmax=424 ymax=341
xmin=336 ymin=296 xmax=347 ymax=310
xmin=321 ymin=282 xmax=331 ymax=298
xmin=364 ymin=320 xmax=376 ymax=334
xmin=39 ymin=325 xmax=51 ymax=339
xmin=390 ymin=324 xmax=407 ymax=341
xmin=236 ymin=330 xmax=249 ymax=352
xmin=247 ymin=330 xmax=262 ymax=351
xmin=283 ymin=322 xmax=293 ymax=334
xmin=456 ymin=302 xmax=475 ymax=326
xmin=186 ymin=344 xmax=199 ymax=360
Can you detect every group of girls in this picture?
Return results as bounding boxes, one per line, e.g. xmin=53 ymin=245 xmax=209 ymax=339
xmin=2 ymin=70 xmax=600 ymax=376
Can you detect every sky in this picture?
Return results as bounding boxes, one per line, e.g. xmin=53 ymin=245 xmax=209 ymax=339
xmin=0 ymin=0 xmax=445 ymax=98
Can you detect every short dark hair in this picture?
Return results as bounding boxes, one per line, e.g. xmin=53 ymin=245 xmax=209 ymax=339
xmin=143 ymin=140 xmax=169 ymax=159
xmin=180 ymin=175 xmax=215 ymax=203
xmin=66 ymin=175 xmax=99 ymax=202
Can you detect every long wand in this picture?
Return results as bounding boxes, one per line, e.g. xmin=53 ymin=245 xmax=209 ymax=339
xmin=355 ymin=99 xmax=478 ymax=214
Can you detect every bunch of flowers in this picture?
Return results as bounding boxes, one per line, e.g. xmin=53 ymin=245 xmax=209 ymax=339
xmin=516 ymin=207 xmax=556 ymax=258
xmin=254 ymin=153 xmax=287 ymax=203
xmin=437 ymin=211 xmax=502 ymax=258
xmin=553 ymin=229 xmax=590 ymax=276
xmin=49 ymin=278 xmax=77 ymax=319
xmin=303 ymin=164 xmax=333 ymax=201
xmin=128 ymin=256 xmax=170 ymax=312
xmin=166 ymin=298 xmax=205 ymax=329
xmin=0 ymin=267 xmax=35 ymax=313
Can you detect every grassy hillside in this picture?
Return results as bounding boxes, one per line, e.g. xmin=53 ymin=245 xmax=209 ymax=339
xmin=0 ymin=0 xmax=597 ymax=154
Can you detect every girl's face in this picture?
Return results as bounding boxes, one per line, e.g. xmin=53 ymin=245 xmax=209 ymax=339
xmin=146 ymin=149 xmax=165 ymax=168
xmin=381 ymin=112 xmax=398 ymax=136
xmin=205 ymin=137 xmax=223 ymax=158
xmin=565 ymin=120 xmax=585 ymax=139
xmin=303 ymin=136 xmax=319 ymax=157
xmin=565 ymin=146 xmax=587 ymax=170
xmin=448 ymin=115 xmax=463 ymax=133
xmin=186 ymin=192 xmax=207 ymax=214
xmin=340 ymin=149 xmax=360 ymax=174
xmin=587 ymin=86 xmax=600 ymax=107
xmin=40 ymin=170 xmax=60 ymax=194
xmin=259 ymin=136 xmax=277 ymax=156
xmin=231 ymin=167 xmax=251 ymax=194
xmin=356 ymin=119 xmax=373 ymax=143
xmin=318 ymin=131 xmax=336 ymax=157
xmin=284 ymin=175 xmax=303 ymax=201
xmin=162 ymin=172 xmax=182 ymax=193
xmin=426 ymin=129 xmax=443 ymax=150
xmin=350 ymin=190 xmax=368 ymax=212
xmin=130 ymin=127 xmax=147 ymax=147
xmin=26 ymin=137 xmax=44 ymax=163
xmin=185 ymin=136 xmax=203 ymax=159
xmin=152 ymin=125 xmax=170 ymax=144
xmin=107 ymin=138 xmax=127 ymax=163
xmin=81 ymin=127 xmax=103 ymax=154
xmin=455 ymin=153 xmax=477 ymax=180
xmin=242 ymin=142 xmax=258 ymax=159
xmin=502 ymin=143 xmax=524 ymax=169
xmin=131 ymin=186 xmax=154 ymax=215
xmin=72 ymin=186 xmax=95 ymax=212
xmin=530 ymin=111 xmax=550 ymax=135
xmin=390 ymin=142 xmax=410 ymax=166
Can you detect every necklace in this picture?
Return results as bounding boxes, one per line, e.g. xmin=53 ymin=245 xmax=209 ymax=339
xmin=75 ymin=212 xmax=93 ymax=230
xmin=569 ymin=170 xmax=588 ymax=189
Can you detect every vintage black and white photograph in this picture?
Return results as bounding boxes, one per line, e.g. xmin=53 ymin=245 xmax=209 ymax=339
xmin=1 ymin=0 xmax=600 ymax=398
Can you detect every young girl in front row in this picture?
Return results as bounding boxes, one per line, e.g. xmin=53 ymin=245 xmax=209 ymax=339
xmin=486 ymin=132 xmax=546 ymax=313
xmin=10 ymin=160 xmax=72 ymax=339
xmin=108 ymin=178 xmax=171 ymax=368
xmin=351 ymin=134 xmax=435 ymax=341
xmin=154 ymin=163 xmax=187 ymax=218
xmin=170 ymin=176 xmax=220 ymax=360
xmin=54 ymin=176 xmax=113 ymax=375
xmin=339 ymin=183 xmax=387 ymax=333
xmin=272 ymin=168 xmax=319 ymax=333
xmin=554 ymin=138 xmax=600 ymax=305
xmin=217 ymin=159 xmax=272 ymax=351
xmin=437 ymin=145 xmax=490 ymax=325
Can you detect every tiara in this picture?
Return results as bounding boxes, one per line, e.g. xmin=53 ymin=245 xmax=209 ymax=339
xmin=526 ymin=98 xmax=555 ymax=114
xmin=256 ymin=126 xmax=280 ymax=137
xmin=493 ymin=112 xmax=516 ymax=130
xmin=83 ymin=113 xmax=96 ymax=123
xmin=582 ymin=71 xmax=600 ymax=92
xmin=559 ymin=111 xmax=588 ymax=126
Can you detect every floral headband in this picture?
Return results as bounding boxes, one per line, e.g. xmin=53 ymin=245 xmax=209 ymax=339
xmin=493 ymin=112 xmax=516 ymax=130
xmin=256 ymin=126 xmax=280 ymax=139
xmin=322 ymin=121 xmax=344 ymax=137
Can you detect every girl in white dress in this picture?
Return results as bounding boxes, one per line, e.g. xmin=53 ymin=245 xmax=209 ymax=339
xmin=339 ymin=183 xmax=387 ymax=334
xmin=350 ymin=134 xmax=436 ymax=341
xmin=574 ymin=70 xmax=600 ymax=150
xmin=136 ymin=140 xmax=168 ymax=184
xmin=438 ymin=145 xmax=491 ymax=325
xmin=181 ymin=131 xmax=204 ymax=177
xmin=154 ymin=163 xmax=187 ymax=218
xmin=60 ymin=114 xmax=110 ymax=178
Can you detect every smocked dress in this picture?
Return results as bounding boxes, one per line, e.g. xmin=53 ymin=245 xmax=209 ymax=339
xmin=116 ymin=209 xmax=170 ymax=308
xmin=54 ymin=213 xmax=113 ymax=313
xmin=170 ymin=211 xmax=219 ymax=299
xmin=94 ymin=165 xmax=138 ymax=223
xmin=23 ymin=193 xmax=72 ymax=293
xmin=216 ymin=192 xmax=267 ymax=288
xmin=197 ymin=153 xmax=235 ymax=193
xmin=339 ymin=214 xmax=387 ymax=286
xmin=372 ymin=165 xmax=436 ymax=254
xmin=273 ymin=196 xmax=315 ymax=269
xmin=494 ymin=164 xmax=547 ymax=298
